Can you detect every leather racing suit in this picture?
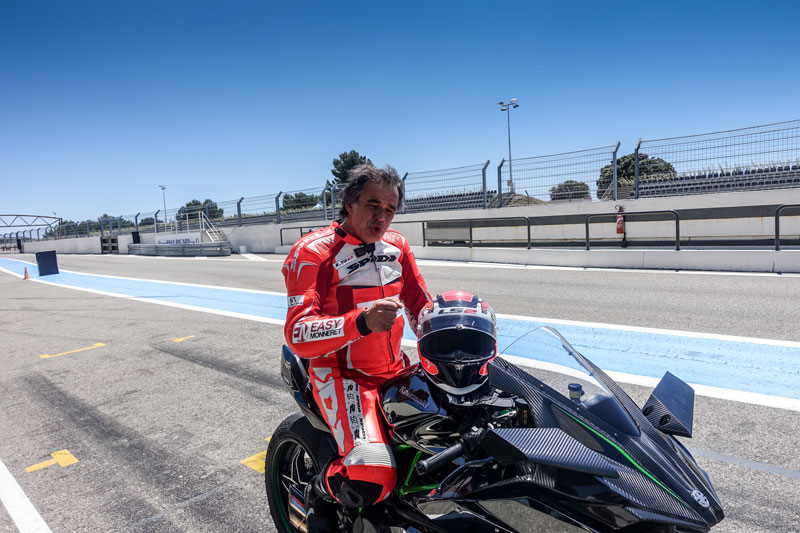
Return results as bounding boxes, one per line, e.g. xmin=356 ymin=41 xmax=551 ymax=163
xmin=282 ymin=221 xmax=431 ymax=507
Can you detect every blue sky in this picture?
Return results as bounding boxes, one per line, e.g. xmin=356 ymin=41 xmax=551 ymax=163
xmin=2 ymin=1 xmax=798 ymax=221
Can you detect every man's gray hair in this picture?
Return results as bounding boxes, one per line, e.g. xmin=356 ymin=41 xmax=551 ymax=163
xmin=338 ymin=164 xmax=404 ymax=219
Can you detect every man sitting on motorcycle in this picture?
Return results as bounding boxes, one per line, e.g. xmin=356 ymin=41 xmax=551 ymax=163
xmin=282 ymin=164 xmax=432 ymax=530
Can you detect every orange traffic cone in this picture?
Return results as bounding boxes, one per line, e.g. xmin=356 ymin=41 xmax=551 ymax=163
xmin=23 ymin=267 xmax=31 ymax=280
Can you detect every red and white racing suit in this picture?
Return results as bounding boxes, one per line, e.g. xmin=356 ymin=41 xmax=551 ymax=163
xmin=282 ymin=221 xmax=431 ymax=507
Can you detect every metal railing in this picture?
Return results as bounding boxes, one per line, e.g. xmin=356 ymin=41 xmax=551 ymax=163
xmin=775 ymin=204 xmax=800 ymax=251
xmin=279 ymin=225 xmax=327 ymax=247
xmin=585 ymin=210 xmax=680 ymax=250
xmin=421 ymin=217 xmax=532 ymax=248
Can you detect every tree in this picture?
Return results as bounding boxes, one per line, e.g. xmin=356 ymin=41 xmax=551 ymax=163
xmin=549 ymin=180 xmax=590 ymax=201
xmin=331 ymin=150 xmax=372 ymax=184
xmin=183 ymin=199 xmax=224 ymax=220
xmin=282 ymin=192 xmax=320 ymax=211
xmin=596 ymin=153 xmax=676 ymax=199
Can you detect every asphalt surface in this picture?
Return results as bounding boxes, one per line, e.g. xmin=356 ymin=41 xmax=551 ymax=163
xmin=1 ymin=252 xmax=799 ymax=532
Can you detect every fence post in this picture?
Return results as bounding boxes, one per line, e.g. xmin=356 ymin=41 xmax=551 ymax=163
xmin=237 ymin=197 xmax=244 ymax=226
xmin=634 ymin=138 xmax=642 ymax=200
xmin=612 ymin=141 xmax=621 ymax=201
xmin=481 ymin=160 xmax=490 ymax=208
xmin=177 ymin=207 xmax=184 ymax=231
xmin=497 ymin=159 xmax=505 ymax=208
xmin=98 ymin=217 xmax=105 ymax=237
xmin=154 ymin=210 xmax=160 ymax=234
xmin=275 ymin=192 xmax=283 ymax=224
xmin=204 ymin=203 xmax=210 ymax=220
xmin=322 ymin=185 xmax=330 ymax=221
xmin=135 ymin=213 xmax=140 ymax=232
xmin=117 ymin=217 xmax=122 ymax=234
xmin=401 ymin=173 xmax=408 ymax=214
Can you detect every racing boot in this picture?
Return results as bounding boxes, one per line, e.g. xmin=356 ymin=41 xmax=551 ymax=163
xmin=304 ymin=473 xmax=339 ymax=532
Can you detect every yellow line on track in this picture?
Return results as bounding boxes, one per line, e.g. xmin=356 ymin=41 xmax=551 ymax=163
xmin=241 ymin=437 xmax=271 ymax=473
xmin=40 ymin=343 xmax=106 ymax=359
xmin=172 ymin=335 xmax=196 ymax=343
xmin=26 ymin=450 xmax=79 ymax=472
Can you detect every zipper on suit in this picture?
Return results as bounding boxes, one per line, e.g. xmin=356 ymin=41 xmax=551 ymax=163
xmin=369 ymin=247 xmax=396 ymax=364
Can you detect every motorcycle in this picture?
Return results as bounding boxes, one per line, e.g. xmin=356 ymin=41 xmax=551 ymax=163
xmin=265 ymin=326 xmax=724 ymax=532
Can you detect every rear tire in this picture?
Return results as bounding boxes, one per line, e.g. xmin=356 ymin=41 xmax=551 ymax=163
xmin=265 ymin=413 xmax=338 ymax=532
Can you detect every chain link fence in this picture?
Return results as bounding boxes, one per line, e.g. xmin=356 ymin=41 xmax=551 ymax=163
xmin=401 ymin=162 xmax=490 ymax=214
xmin=635 ymin=119 xmax=800 ymax=198
xmin=498 ymin=145 xmax=619 ymax=206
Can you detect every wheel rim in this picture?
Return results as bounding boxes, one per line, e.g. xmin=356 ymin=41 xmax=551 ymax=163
xmin=271 ymin=439 xmax=319 ymax=532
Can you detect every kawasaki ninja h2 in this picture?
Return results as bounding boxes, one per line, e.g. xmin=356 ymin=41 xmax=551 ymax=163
xmin=265 ymin=326 xmax=724 ymax=532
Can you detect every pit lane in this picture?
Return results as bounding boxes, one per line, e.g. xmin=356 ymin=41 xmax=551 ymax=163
xmin=1 ymin=253 xmax=798 ymax=532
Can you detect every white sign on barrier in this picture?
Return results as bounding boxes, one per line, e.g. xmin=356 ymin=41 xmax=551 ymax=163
xmin=155 ymin=233 xmax=201 ymax=245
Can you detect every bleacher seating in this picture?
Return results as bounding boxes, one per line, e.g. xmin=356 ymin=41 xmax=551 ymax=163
xmin=636 ymin=163 xmax=800 ymax=198
xmin=403 ymin=190 xmax=491 ymax=214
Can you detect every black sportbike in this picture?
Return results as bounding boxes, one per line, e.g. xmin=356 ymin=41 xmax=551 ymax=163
xmin=265 ymin=327 xmax=724 ymax=532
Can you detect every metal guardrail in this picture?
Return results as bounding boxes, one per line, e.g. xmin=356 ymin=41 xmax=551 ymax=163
xmin=585 ymin=210 xmax=680 ymax=251
xmin=128 ymin=243 xmax=231 ymax=256
xmin=279 ymin=225 xmax=326 ymax=247
xmin=421 ymin=217 xmax=532 ymax=248
xmin=775 ymin=203 xmax=800 ymax=251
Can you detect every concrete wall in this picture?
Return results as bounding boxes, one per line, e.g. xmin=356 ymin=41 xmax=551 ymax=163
xmin=220 ymin=223 xmax=283 ymax=253
xmin=24 ymin=235 xmax=102 ymax=254
xmin=412 ymin=246 xmax=800 ymax=273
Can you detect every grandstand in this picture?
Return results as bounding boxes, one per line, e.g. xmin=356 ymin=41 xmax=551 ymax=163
xmin=636 ymin=162 xmax=800 ymax=198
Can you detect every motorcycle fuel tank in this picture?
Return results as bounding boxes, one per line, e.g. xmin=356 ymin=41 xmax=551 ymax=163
xmin=380 ymin=366 xmax=458 ymax=448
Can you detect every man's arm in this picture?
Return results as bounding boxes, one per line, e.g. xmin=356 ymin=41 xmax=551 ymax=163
xmin=398 ymin=244 xmax=432 ymax=331
xmin=283 ymin=249 xmax=370 ymax=358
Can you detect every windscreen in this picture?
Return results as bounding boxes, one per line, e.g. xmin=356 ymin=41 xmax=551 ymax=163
xmin=501 ymin=326 xmax=640 ymax=436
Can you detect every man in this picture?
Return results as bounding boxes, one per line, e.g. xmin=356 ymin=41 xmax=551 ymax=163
xmin=282 ymin=164 xmax=431 ymax=530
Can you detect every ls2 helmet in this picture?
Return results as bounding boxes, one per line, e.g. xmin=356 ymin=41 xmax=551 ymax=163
xmin=416 ymin=291 xmax=497 ymax=395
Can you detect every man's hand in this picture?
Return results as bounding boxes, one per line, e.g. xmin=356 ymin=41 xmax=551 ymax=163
xmin=364 ymin=298 xmax=403 ymax=333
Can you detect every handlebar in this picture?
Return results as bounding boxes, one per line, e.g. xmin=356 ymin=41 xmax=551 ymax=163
xmin=415 ymin=441 xmax=465 ymax=475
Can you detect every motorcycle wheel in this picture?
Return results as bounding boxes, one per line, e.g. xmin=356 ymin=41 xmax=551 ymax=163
xmin=265 ymin=412 xmax=339 ymax=532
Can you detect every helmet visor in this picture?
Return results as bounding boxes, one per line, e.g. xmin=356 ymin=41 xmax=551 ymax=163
xmin=419 ymin=328 xmax=496 ymax=362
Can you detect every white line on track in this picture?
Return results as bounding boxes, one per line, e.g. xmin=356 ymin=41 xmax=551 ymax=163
xmin=240 ymin=253 xmax=269 ymax=261
xmin=0 ymin=456 xmax=52 ymax=532
xmin=415 ymin=258 xmax=800 ymax=278
xmin=3 ymin=262 xmax=800 ymax=411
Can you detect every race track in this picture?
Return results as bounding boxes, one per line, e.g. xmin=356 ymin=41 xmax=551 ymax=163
xmin=1 ymin=253 xmax=798 ymax=532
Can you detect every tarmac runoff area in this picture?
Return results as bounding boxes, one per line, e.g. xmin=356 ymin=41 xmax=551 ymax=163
xmin=0 ymin=253 xmax=799 ymax=532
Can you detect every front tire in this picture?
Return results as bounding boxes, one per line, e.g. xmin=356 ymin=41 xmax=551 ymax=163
xmin=265 ymin=413 xmax=338 ymax=532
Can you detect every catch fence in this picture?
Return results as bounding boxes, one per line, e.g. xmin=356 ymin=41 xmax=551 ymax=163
xmin=18 ymin=118 xmax=800 ymax=241
xmin=402 ymin=162 xmax=490 ymax=213
xmin=497 ymin=145 xmax=620 ymax=206
xmin=634 ymin=119 xmax=800 ymax=199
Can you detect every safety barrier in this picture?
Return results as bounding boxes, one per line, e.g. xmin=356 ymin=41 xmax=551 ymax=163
xmin=775 ymin=203 xmax=800 ymax=251
xmin=585 ymin=210 xmax=680 ymax=251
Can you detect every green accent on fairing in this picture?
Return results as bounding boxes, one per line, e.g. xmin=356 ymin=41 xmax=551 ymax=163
xmin=394 ymin=443 xmax=412 ymax=451
xmin=554 ymin=405 xmax=690 ymax=509
xmin=399 ymin=484 xmax=439 ymax=496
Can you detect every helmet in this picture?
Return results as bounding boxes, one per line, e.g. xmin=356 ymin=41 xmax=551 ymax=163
xmin=416 ymin=291 xmax=497 ymax=395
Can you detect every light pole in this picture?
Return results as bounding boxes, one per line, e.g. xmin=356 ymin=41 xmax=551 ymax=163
xmin=159 ymin=185 xmax=168 ymax=232
xmin=498 ymin=98 xmax=519 ymax=194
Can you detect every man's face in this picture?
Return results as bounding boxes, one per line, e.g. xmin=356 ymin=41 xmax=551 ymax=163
xmin=343 ymin=181 xmax=398 ymax=244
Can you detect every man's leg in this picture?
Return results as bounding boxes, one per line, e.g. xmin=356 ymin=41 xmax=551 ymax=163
xmin=309 ymin=367 xmax=397 ymax=508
